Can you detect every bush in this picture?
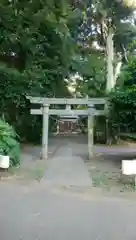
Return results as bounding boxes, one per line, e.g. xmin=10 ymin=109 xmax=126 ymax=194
xmin=109 ymin=86 xmax=136 ymax=142
xmin=0 ymin=119 xmax=20 ymax=166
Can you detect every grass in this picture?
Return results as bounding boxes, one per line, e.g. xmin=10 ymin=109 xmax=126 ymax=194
xmin=86 ymin=154 xmax=136 ymax=193
xmin=92 ymin=173 xmax=136 ymax=191
xmin=1 ymin=161 xmax=46 ymax=182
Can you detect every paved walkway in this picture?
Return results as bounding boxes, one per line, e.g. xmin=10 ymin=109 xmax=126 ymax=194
xmin=2 ymin=137 xmax=136 ymax=239
xmin=1 ymin=182 xmax=136 ymax=240
xmin=44 ymin=146 xmax=92 ymax=187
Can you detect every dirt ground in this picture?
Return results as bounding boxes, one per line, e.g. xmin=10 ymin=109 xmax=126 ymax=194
xmin=1 ymin=136 xmax=136 ymax=194
xmin=85 ymin=154 xmax=136 ymax=193
xmin=85 ymin=140 xmax=136 ymax=193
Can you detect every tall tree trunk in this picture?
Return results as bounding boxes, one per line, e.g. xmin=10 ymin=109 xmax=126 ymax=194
xmin=106 ymin=28 xmax=114 ymax=93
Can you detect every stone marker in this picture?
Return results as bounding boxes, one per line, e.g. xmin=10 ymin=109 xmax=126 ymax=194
xmin=122 ymin=160 xmax=136 ymax=187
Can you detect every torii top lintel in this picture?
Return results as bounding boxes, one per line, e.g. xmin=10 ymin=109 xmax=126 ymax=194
xmin=26 ymin=96 xmax=107 ymax=105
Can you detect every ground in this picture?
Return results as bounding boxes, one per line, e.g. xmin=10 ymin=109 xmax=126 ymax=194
xmin=1 ymin=135 xmax=136 ymax=239
xmin=6 ymin=135 xmax=136 ymax=193
xmin=1 ymin=181 xmax=136 ymax=240
xmin=1 ymin=135 xmax=136 ymax=192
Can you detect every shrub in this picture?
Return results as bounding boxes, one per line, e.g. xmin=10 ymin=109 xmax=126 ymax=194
xmin=0 ymin=119 xmax=20 ymax=166
xmin=109 ymin=86 xmax=136 ymax=141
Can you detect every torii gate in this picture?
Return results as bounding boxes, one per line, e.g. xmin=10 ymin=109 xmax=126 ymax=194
xmin=27 ymin=97 xmax=107 ymax=160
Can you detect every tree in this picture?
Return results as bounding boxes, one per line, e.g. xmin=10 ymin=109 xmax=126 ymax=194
xmin=0 ymin=0 xmax=77 ymax=141
xmin=94 ymin=0 xmax=136 ymax=92
xmin=119 ymin=55 xmax=136 ymax=86
xmin=71 ymin=0 xmax=136 ymax=93
xmin=0 ymin=0 xmax=75 ymax=95
xmin=71 ymin=51 xmax=106 ymax=97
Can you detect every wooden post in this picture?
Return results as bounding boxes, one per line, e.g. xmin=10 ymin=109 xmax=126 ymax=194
xmin=104 ymin=103 xmax=109 ymax=144
xmin=42 ymin=104 xmax=49 ymax=160
xmin=88 ymin=104 xmax=94 ymax=159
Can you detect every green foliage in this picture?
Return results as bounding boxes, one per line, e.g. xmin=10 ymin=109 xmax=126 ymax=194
xmin=108 ymin=54 xmax=136 ymax=142
xmin=72 ymin=53 xmax=106 ymax=97
xmin=0 ymin=0 xmax=75 ymax=74
xmin=114 ymin=22 xmax=136 ymax=53
xmin=0 ymin=119 xmax=20 ymax=166
xmin=70 ymin=0 xmax=136 ymax=96
xmin=75 ymin=0 xmax=134 ymax=46
xmin=0 ymin=0 xmax=76 ymax=142
xmin=0 ymin=63 xmax=60 ymax=142
xmin=0 ymin=0 xmax=75 ymax=88
xmin=118 ymin=56 xmax=136 ymax=86
xmin=109 ymin=86 xmax=136 ymax=141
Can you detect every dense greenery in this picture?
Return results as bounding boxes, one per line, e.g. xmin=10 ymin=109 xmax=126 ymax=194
xmin=109 ymin=56 xmax=136 ymax=141
xmin=71 ymin=52 xmax=106 ymax=97
xmin=0 ymin=0 xmax=76 ymax=142
xmin=0 ymin=119 xmax=20 ymax=166
xmin=69 ymin=0 xmax=136 ymax=94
